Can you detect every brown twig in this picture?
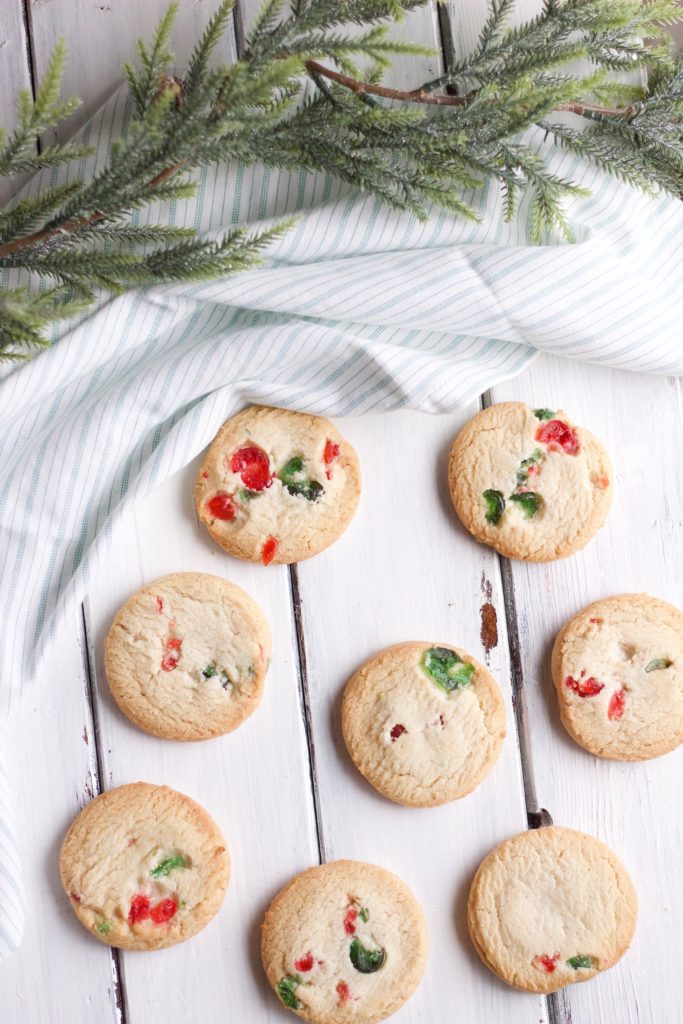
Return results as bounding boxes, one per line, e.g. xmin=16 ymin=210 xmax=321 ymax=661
xmin=304 ymin=59 xmax=637 ymax=119
xmin=0 ymin=161 xmax=186 ymax=259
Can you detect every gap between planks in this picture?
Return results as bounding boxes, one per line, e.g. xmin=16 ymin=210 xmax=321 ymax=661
xmin=79 ymin=604 xmax=129 ymax=1024
xmin=481 ymin=389 xmax=572 ymax=1024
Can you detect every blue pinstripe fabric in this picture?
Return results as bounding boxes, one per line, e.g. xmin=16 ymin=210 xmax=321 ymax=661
xmin=0 ymin=87 xmax=682 ymax=960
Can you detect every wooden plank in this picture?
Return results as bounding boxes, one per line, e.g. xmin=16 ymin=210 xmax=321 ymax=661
xmin=84 ymin=458 xmax=321 ymax=1024
xmin=0 ymin=626 xmax=121 ymax=1024
xmin=444 ymin=0 xmax=543 ymax=66
xmin=25 ymin=0 xmax=238 ymax=145
xmin=0 ymin=1 xmax=34 ymax=206
xmin=294 ymin=407 xmax=547 ymax=1024
xmin=237 ymin=0 xmax=444 ymax=83
xmin=491 ymin=355 xmax=683 ymax=1024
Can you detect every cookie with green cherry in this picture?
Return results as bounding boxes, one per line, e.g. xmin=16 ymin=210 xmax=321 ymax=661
xmin=60 ymin=782 xmax=230 ymax=951
xmin=342 ymin=641 xmax=506 ymax=807
xmin=104 ymin=572 xmax=271 ymax=741
xmin=552 ymin=593 xmax=683 ymax=761
xmin=468 ymin=826 xmax=637 ymax=993
xmin=262 ymin=860 xmax=428 ymax=1023
xmin=448 ymin=402 xmax=613 ymax=561
xmin=195 ymin=405 xmax=361 ymax=566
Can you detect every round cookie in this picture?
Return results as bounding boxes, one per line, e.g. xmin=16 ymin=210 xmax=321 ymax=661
xmin=60 ymin=782 xmax=230 ymax=951
xmin=468 ymin=826 xmax=637 ymax=994
xmin=448 ymin=402 xmax=613 ymax=561
xmin=104 ymin=572 xmax=271 ymax=741
xmin=552 ymin=593 xmax=683 ymax=761
xmin=195 ymin=405 xmax=361 ymax=565
xmin=261 ymin=860 xmax=428 ymax=1023
xmin=342 ymin=642 xmax=506 ymax=807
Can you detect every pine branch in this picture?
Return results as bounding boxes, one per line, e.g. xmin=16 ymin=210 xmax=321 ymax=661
xmin=0 ymin=0 xmax=681 ymax=361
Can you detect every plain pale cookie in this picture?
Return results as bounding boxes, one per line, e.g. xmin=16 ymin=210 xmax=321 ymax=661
xmin=195 ymin=405 xmax=361 ymax=565
xmin=468 ymin=826 xmax=637 ymax=994
xmin=104 ymin=572 xmax=271 ymax=741
xmin=448 ymin=402 xmax=613 ymax=561
xmin=60 ymin=782 xmax=230 ymax=951
xmin=342 ymin=642 xmax=506 ymax=807
xmin=261 ymin=860 xmax=428 ymax=1024
xmin=552 ymin=593 xmax=683 ymax=761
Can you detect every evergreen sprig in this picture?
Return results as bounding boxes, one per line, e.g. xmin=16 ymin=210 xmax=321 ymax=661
xmin=0 ymin=0 xmax=681 ymax=360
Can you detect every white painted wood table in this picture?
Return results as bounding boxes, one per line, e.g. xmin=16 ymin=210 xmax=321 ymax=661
xmin=1 ymin=3 xmax=682 ymax=1023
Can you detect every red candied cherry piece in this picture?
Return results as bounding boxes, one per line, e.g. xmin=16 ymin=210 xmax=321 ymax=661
xmin=390 ymin=724 xmax=407 ymax=741
xmin=343 ymin=907 xmax=357 ymax=935
xmin=533 ymin=953 xmax=560 ymax=974
xmin=167 ymin=637 xmax=182 ymax=651
xmin=566 ymin=674 xmax=604 ymax=698
xmin=536 ymin=419 xmax=580 ymax=455
xmin=295 ymin=952 xmax=315 ymax=972
xmin=336 ymin=981 xmax=352 ymax=1004
xmin=150 ymin=896 xmax=178 ymax=925
xmin=608 ymin=689 xmax=625 ymax=720
xmin=161 ymin=653 xmax=178 ymax=672
xmin=262 ymin=535 xmax=279 ymax=566
xmin=128 ymin=893 xmax=151 ymax=925
xmin=155 ymin=596 xmax=164 ymax=614
xmin=207 ymin=492 xmax=237 ymax=521
xmin=324 ymin=439 xmax=340 ymax=480
xmin=230 ymin=447 xmax=272 ymax=491
xmin=70 ymin=891 xmax=81 ymax=903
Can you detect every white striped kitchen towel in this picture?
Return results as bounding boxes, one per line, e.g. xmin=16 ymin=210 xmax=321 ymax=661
xmin=1 ymin=84 xmax=683 ymax=961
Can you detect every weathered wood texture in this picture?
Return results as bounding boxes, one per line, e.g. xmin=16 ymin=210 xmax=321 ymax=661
xmin=0 ymin=1 xmax=33 ymax=205
xmin=1 ymin=2 xmax=682 ymax=1023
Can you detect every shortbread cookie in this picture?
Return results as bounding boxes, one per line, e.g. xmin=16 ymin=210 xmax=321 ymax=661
xmin=552 ymin=593 xmax=683 ymax=761
xmin=468 ymin=826 xmax=637 ymax=994
xmin=448 ymin=402 xmax=612 ymax=561
xmin=104 ymin=573 xmax=271 ymax=741
xmin=61 ymin=782 xmax=230 ymax=951
xmin=262 ymin=860 xmax=428 ymax=1023
xmin=342 ymin=642 xmax=505 ymax=807
xmin=195 ymin=406 xmax=361 ymax=565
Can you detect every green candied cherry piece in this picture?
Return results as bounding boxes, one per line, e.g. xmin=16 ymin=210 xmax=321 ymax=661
xmin=96 ymin=920 xmax=112 ymax=935
xmin=421 ymin=647 xmax=475 ymax=693
xmin=566 ymin=955 xmax=598 ymax=970
xmin=201 ymin=664 xmax=232 ymax=689
xmin=534 ymin=408 xmax=555 ymax=421
xmin=483 ymin=489 xmax=505 ymax=525
xmin=349 ymin=937 xmax=386 ymax=974
xmin=276 ymin=974 xmax=303 ymax=1009
xmin=278 ymin=456 xmax=324 ymax=502
xmin=151 ymin=854 xmax=186 ymax=879
xmin=516 ymin=448 xmax=543 ymax=486
xmin=237 ymin=487 xmax=260 ymax=502
xmin=359 ymin=907 xmax=370 ymax=923
xmin=508 ymin=491 xmax=542 ymax=518
xmin=645 ymin=658 xmax=672 ymax=672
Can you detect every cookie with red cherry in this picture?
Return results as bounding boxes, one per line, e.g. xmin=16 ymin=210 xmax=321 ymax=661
xmin=104 ymin=572 xmax=271 ymax=741
xmin=60 ymin=782 xmax=230 ymax=951
xmin=468 ymin=826 xmax=637 ymax=993
xmin=552 ymin=593 xmax=683 ymax=761
xmin=261 ymin=860 xmax=428 ymax=1023
xmin=195 ymin=405 xmax=361 ymax=565
xmin=342 ymin=642 xmax=505 ymax=807
xmin=448 ymin=402 xmax=612 ymax=561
